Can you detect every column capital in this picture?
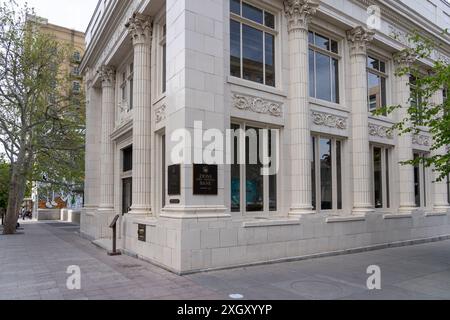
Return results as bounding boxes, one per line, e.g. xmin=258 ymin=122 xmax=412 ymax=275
xmin=347 ymin=26 xmax=374 ymax=56
xmin=126 ymin=12 xmax=152 ymax=47
xmin=393 ymin=50 xmax=417 ymax=68
xmin=97 ymin=65 xmax=116 ymax=88
xmin=283 ymin=0 xmax=320 ymax=33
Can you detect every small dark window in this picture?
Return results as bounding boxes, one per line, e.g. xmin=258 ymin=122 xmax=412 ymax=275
xmin=123 ymin=147 xmax=133 ymax=172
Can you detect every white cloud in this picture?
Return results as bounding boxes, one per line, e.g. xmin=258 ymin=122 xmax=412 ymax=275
xmin=15 ymin=0 xmax=98 ymax=32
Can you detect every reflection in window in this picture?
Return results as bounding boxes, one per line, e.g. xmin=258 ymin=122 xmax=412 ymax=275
xmin=373 ymin=147 xmax=383 ymax=209
xmin=367 ymin=56 xmax=387 ymax=114
xmin=231 ymin=124 xmax=278 ymax=213
xmin=414 ymin=153 xmax=429 ymax=208
xmin=311 ymin=136 xmax=343 ymax=211
xmin=230 ymin=0 xmax=276 ymax=87
xmin=309 ymin=31 xmax=340 ymax=103
xmin=372 ymin=146 xmax=391 ymax=209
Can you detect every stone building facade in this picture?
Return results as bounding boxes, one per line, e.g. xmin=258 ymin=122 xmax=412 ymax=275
xmin=81 ymin=0 xmax=450 ymax=274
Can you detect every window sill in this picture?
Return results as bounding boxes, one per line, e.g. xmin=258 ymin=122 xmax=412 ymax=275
xmin=309 ymin=98 xmax=349 ymax=113
xmin=326 ymin=215 xmax=366 ymax=223
xmin=243 ymin=217 xmax=301 ymax=228
xmin=227 ymin=76 xmax=287 ymax=97
xmin=383 ymin=213 xmax=413 ymax=220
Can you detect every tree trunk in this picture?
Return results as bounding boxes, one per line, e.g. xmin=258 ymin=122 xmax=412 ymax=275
xmin=3 ymin=166 xmax=27 ymax=235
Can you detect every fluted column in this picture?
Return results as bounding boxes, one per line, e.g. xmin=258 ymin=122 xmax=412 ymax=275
xmin=347 ymin=26 xmax=375 ymax=215
xmin=97 ymin=66 xmax=116 ymax=212
xmin=284 ymin=0 xmax=319 ymax=216
xmin=394 ymin=51 xmax=417 ymax=213
xmin=126 ymin=13 xmax=152 ymax=216
xmin=431 ymin=89 xmax=450 ymax=212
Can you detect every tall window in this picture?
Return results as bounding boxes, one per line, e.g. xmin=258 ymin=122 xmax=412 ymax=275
xmin=410 ymin=76 xmax=424 ymax=126
xmin=367 ymin=56 xmax=387 ymax=114
xmin=447 ymin=175 xmax=450 ymax=205
xmin=231 ymin=123 xmax=278 ymax=213
xmin=372 ymin=146 xmax=391 ymax=209
xmin=309 ymin=31 xmax=340 ymax=103
xmin=311 ymin=136 xmax=343 ymax=211
xmin=230 ymin=0 xmax=276 ymax=87
xmin=119 ymin=62 xmax=134 ymax=112
xmin=122 ymin=146 xmax=133 ymax=215
xmin=414 ymin=153 xmax=429 ymax=208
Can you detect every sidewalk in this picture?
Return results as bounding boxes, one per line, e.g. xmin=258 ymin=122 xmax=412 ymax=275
xmin=1 ymin=221 xmax=450 ymax=300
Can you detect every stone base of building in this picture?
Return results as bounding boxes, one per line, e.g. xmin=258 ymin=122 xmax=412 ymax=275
xmin=81 ymin=209 xmax=450 ymax=274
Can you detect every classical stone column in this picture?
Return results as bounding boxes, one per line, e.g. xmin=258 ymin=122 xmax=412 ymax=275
xmin=431 ymin=89 xmax=450 ymax=212
xmin=97 ymin=66 xmax=116 ymax=213
xmin=347 ymin=26 xmax=375 ymax=215
xmin=126 ymin=13 xmax=152 ymax=216
xmin=393 ymin=51 xmax=417 ymax=213
xmin=284 ymin=0 xmax=319 ymax=216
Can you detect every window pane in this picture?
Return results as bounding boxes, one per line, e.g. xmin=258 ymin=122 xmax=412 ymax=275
xmin=447 ymin=175 xmax=450 ymax=205
xmin=264 ymin=12 xmax=275 ymax=29
xmin=312 ymin=137 xmax=316 ymax=211
xmin=331 ymin=58 xmax=339 ymax=103
xmin=414 ymin=154 xmax=421 ymax=207
xmin=315 ymin=33 xmax=330 ymax=51
xmin=246 ymin=127 xmax=264 ymax=212
xmin=368 ymin=56 xmax=379 ymax=70
xmin=380 ymin=61 xmax=386 ymax=73
xmin=230 ymin=0 xmax=241 ymax=15
xmin=231 ymin=124 xmax=241 ymax=212
xmin=242 ymin=2 xmax=263 ymax=24
xmin=230 ymin=20 xmax=241 ymax=78
xmin=368 ymin=72 xmax=381 ymax=111
xmin=381 ymin=76 xmax=387 ymax=110
xmin=386 ymin=150 xmax=390 ymax=209
xmin=129 ymin=78 xmax=133 ymax=110
xmin=374 ymin=147 xmax=383 ymax=209
xmin=308 ymin=31 xmax=314 ymax=44
xmin=309 ymin=50 xmax=315 ymax=98
xmin=336 ymin=141 xmax=342 ymax=210
xmin=242 ymin=24 xmax=264 ymax=84
xmin=320 ymin=138 xmax=332 ymax=210
xmin=316 ymin=52 xmax=332 ymax=102
xmin=162 ymin=44 xmax=167 ymax=93
xmin=265 ymin=33 xmax=275 ymax=87
xmin=269 ymin=130 xmax=277 ymax=211
xmin=123 ymin=147 xmax=133 ymax=172
xmin=423 ymin=162 xmax=427 ymax=207
xmin=162 ymin=135 xmax=166 ymax=208
xmin=331 ymin=40 xmax=338 ymax=54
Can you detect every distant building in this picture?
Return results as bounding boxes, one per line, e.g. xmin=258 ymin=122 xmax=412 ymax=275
xmin=26 ymin=16 xmax=86 ymax=213
xmin=81 ymin=0 xmax=450 ymax=274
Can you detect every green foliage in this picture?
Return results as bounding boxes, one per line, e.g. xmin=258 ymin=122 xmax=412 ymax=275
xmin=373 ymin=30 xmax=450 ymax=182
xmin=0 ymin=0 xmax=85 ymax=232
xmin=0 ymin=157 xmax=10 ymax=210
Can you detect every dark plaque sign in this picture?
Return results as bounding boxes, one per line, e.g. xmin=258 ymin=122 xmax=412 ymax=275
xmin=168 ymin=165 xmax=181 ymax=196
xmin=193 ymin=164 xmax=218 ymax=195
xmin=138 ymin=224 xmax=146 ymax=242
xmin=170 ymin=199 xmax=180 ymax=204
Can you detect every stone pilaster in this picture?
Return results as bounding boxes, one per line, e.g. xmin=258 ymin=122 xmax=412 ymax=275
xmin=431 ymin=89 xmax=450 ymax=212
xmin=393 ymin=51 xmax=417 ymax=213
xmin=347 ymin=26 xmax=375 ymax=215
xmin=284 ymin=0 xmax=320 ymax=216
xmin=126 ymin=13 xmax=153 ymax=216
xmin=97 ymin=65 xmax=116 ymax=213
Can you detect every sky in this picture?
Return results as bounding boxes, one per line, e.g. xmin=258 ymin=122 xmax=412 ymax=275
xmin=16 ymin=0 xmax=98 ymax=32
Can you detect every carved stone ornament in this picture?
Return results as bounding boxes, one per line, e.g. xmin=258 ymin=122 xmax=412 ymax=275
xmin=283 ymin=0 xmax=320 ymax=33
xmin=369 ymin=124 xmax=393 ymax=140
xmin=125 ymin=13 xmax=152 ymax=46
xmin=155 ymin=104 xmax=166 ymax=124
xmin=412 ymin=134 xmax=431 ymax=147
xmin=393 ymin=50 xmax=417 ymax=68
xmin=97 ymin=65 xmax=116 ymax=87
xmin=233 ymin=94 xmax=283 ymax=117
xmin=312 ymin=112 xmax=347 ymax=130
xmin=347 ymin=26 xmax=375 ymax=56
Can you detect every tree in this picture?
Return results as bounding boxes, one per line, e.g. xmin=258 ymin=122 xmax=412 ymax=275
xmin=376 ymin=31 xmax=450 ymax=182
xmin=0 ymin=0 xmax=85 ymax=234
xmin=0 ymin=156 xmax=10 ymax=223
